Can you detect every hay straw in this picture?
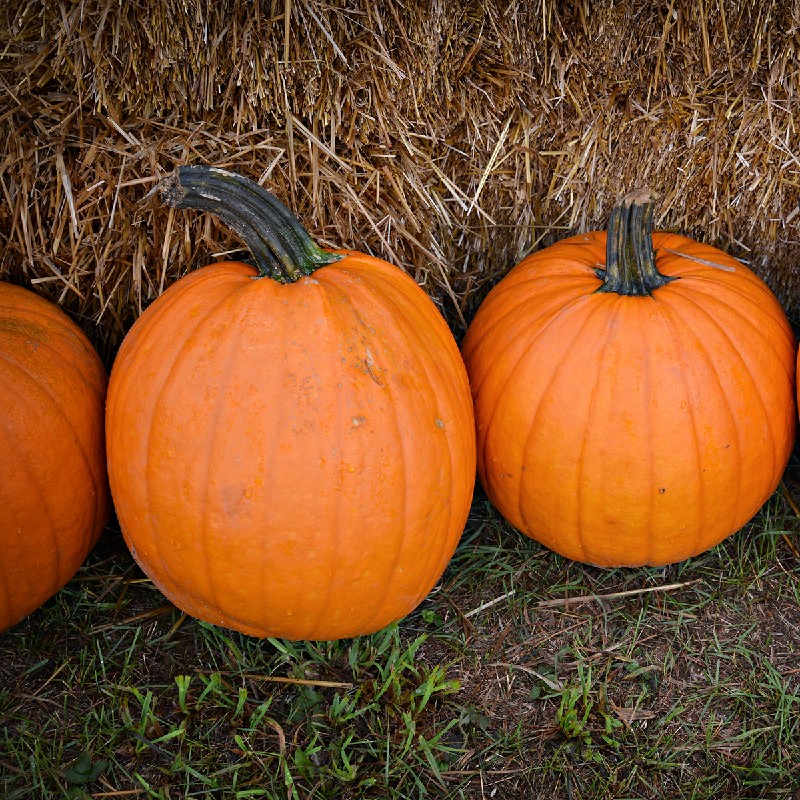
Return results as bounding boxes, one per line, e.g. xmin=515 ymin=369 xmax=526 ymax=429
xmin=1 ymin=0 xmax=799 ymax=359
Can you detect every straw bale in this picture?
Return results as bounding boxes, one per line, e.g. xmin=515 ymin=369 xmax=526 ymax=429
xmin=1 ymin=0 xmax=800 ymax=358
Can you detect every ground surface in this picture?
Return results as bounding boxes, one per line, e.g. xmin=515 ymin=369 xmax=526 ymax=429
xmin=2 ymin=477 xmax=799 ymax=799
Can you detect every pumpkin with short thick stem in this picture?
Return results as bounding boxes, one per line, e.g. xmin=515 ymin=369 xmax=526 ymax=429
xmin=0 ymin=284 xmax=109 ymax=632
xmin=461 ymin=190 xmax=796 ymax=567
xmin=106 ymin=166 xmax=476 ymax=640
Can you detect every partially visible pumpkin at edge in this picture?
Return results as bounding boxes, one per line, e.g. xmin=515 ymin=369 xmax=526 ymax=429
xmin=0 ymin=283 xmax=109 ymax=633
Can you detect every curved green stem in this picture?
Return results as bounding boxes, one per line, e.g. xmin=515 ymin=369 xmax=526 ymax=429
xmin=597 ymin=189 xmax=677 ymax=296
xmin=159 ymin=165 xmax=342 ymax=281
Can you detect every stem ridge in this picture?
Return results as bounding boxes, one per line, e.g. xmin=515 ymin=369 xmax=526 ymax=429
xmin=597 ymin=189 xmax=677 ymax=296
xmin=159 ymin=166 xmax=342 ymax=281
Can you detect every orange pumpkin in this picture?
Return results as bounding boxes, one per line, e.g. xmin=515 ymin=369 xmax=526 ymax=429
xmin=0 ymin=284 xmax=109 ymax=632
xmin=106 ymin=166 xmax=475 ymax=640
xmin=462 ymin=190 xmax=796 ymax=567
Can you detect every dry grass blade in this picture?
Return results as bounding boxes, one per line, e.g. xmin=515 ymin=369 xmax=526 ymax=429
xmin=241 ymin=674 xmax=355 ymax=689
xmin=535 ymin=579 xmax=704 ymax=608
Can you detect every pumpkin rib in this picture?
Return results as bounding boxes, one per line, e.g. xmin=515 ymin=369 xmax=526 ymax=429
xmin=309 ymin=261 xmax=469 ymax=635
xmin=0 ymin=361 xmax=65 ymax=541
xmin=650 ymin=297 xmax=719 ymax=561
xmin=0 ymin=307 xmax=99 ymax=377
xmin=479 ymin=291 xmax=595 ymax=514
xmin=221 ymin=281 xmax=301 ymax=635
xmin=673 ymin=280 xmax=796 ymax=382
xmin=327 ymin=260 xmax=473 ymax=585
xmin=570 ymin=302 xmax=620 ymax=565
xmin=680 ymin=288 xmax=785 ymax=460
xmin=658 ymin=288 xmax=789 ymax=553
xmin=369 ymin=275 xmax=460 ymax=595
xmin=320 ymin=264 xmax=452 ymax=628
xmin=663 ymin=290 xmax=786 ymax=502
xmin=140 ymin=285 xmax=248 ymax=615
xmin=137 ymin=278 xmax=293 ymax=633
xmin=565 ymin=298 xmax=672 ymax=565
xmin=462 ymin=284 xmax=582 ymax=402
xmin=463 ymin=275 xmax=592 ymax=367
xmin=118 ymin=266 xmax=251 ymax=378
xmin=0 ymin=330 xmax=105 ymax=388
xmin=639 ymin=310 xmax=659 ymax=566
xmin=652 ymin=240 xmax=794 ymax=332
xmin=394 ymin=289 xmax=461 ymax=605
xmin=274 ymin=276 xmax=370 ymax=638
xmin=513 ymin=298 xmax=610 ymax=559
xmin=332 ymin=267 xmax=448 ymax=634
xmin=0 ymin=317 xmax=106 ymax=399
xmin=673 ymin=255 xmax=793 ymax=313
xmin=251 ymin=286 xmax=293 ymax=633
xmin=0 ymin=347 xmax=106 ymax=553
xmin=341 ymin=258 xmax=472 ymax=404
xmin=337 ymin=274 xmax=408 ymax=628
xmin=198 ymin=298 xmax=252 ymax=628
xmin=393 ymin=264 xmax=469 ymax=602
xmin=685 ymin=306 xmax=765 ymax=544
xmin=661 ymin=304 xmax=716 ymax=552
xmin=0 ymin=414 xmax=62 ymax=620
xmin=311 ymin=280 xmax=349 ymax=635
xmin=649 ymin=289 xmax=780 ymax=561
xmin=325 ymin=273 xmax=411 ymax=631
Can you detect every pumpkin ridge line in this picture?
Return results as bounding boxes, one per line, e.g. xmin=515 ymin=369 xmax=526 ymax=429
xmin=657 ymin=300 xmax=720 ymax=561
xmin=670 ymin=278 xmax=797 ymax=346
xmin=639 ymin=304 xmax=664 ymax=564
xmin=339 ymin=274 xmax=411 ymax=630
xmin=1 ymin=345 xmax=106 ymax=558
xmin=244 ymin=282 xmax=292 ymax=636
xmin=474 ymin=290 xmax=596 ymax=503
xmin=513 ymin=296 xmax=609 ymax=559
xmin=389 ymin=285 xmax=460 ymax=606
xmin=139 ymin=287 xmax=241 ymax=615
xmin=0 ymin=323 xmax=104 ymax=398
xmin=569 ymin=300 xmax=620 ymax=566
xmin=463 ymin=279 xmax=592 ymax=399
xmin=301 ymin=278 xmax=348 ymax=638
xmin=0 ymin=304 xmax=97 ymax=352
xmin=317 ymin=267 xmax=446 ymax=635
xmin=328 ymin=262 xmax=464 ymax=624
xmin=199 ymin=291 xmax=260 ymax=631
xmin=664 ymin=292 xmax=786 ymax=519
xmin=0 ymin=410 xmax=62 ymax=619
xmin=678 ymin=285 xmax=796 ymax=398
xmin=640 ymin=309 xmax=656 ymax=566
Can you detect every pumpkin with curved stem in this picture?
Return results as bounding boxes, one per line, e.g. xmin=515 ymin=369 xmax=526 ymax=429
xmin=0 ymin=284 xmax=109 ymax=632
xmin=461 ymin=190 xmax=796 ymax=567
xmin=106 ymin=165 xmax=476 ymax=640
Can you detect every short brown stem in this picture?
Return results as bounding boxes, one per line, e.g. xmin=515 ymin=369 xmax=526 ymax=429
xmin=596 ymin=189 xmax=677 ymax=296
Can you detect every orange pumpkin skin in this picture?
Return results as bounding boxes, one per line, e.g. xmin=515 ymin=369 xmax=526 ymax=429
xmin=0 ymin=284 xmax=109 ymax=632
xmin=106 ymin=254 xmax=476 ymax=640
xmin=462 ymin=225 xmax=796 ymax=567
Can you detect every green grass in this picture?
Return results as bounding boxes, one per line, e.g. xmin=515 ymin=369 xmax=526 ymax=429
xmin=2 ymin=484 xmax=800 ymax=799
